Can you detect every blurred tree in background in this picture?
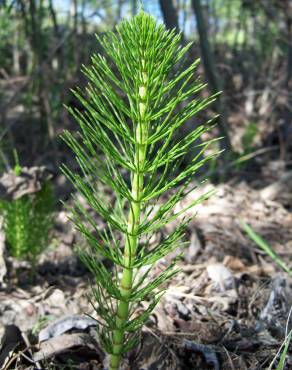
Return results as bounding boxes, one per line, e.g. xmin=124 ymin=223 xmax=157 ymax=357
xmin=0 ymin=0 xmax=291 ymax=172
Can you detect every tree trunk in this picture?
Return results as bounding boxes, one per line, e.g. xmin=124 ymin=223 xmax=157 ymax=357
xmin=116 ymin=0 xmax=124 ymax=24
xmin=159 ymin=0 xmax=179 ymax=31
xmin=48 ymin=0 xmax=63 ymax=72
xmin=12 ymin=19 xmax=20 ymax=75
xmin=191 ymin=0 xmax=232 ymax=152
xmin=284 ymin=14 xmax=292 ymax=88
xmin=132 ymin=0 xmax=137 ymax=16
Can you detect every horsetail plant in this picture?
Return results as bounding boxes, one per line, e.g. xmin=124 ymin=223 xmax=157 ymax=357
xmin=62 ymin=12 xmax=219 ymax=370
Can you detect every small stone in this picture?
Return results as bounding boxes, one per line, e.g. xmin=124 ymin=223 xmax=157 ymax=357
xmin=207 ymin=263 xmax=234 ymax=291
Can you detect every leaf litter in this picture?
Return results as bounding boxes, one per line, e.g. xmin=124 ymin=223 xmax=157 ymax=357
xmin=0 ymin=178 xmax=291 ymax=369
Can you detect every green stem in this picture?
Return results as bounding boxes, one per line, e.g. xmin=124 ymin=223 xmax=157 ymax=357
xmin=109 ymin=65 xmax=148 ymax=370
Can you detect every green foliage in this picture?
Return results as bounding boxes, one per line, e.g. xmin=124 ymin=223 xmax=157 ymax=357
xmin=242 ymin=221 xmax=292 ymax=369
xmin=241 ymin=224 xmax=292 ymax=370
xmin=13 ymin=149 xmax=21 ymax=176
xmin=0 ymin=181 xmax=54 ymax=265
xmin=241 ymin=121 xmax=258 ymax=154
xmin=31 ymin=315 xmax=54 ymax=336
xmin=62 ymin=12 xmax=218 ymax=369
xmin=241 ymin=221 xmax=292 ymax=276
xmin=274 ymin=330 xmax=292 ymax=370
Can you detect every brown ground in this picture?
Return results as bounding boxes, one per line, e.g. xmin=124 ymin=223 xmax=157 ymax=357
xmin=0 ymin=166 xmax=292 ymax=369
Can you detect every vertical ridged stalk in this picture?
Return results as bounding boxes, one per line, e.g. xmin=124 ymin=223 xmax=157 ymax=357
xmin=109 ymin=62 xmax=148 ymax=370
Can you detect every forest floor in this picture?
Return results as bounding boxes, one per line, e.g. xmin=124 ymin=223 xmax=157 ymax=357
xmin=1 ymin=160 xmax=292 ymax=370
xmin=0 ymin=79 xmax=292 ymax=369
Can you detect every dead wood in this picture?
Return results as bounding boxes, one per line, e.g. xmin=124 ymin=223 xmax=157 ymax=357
xmin=260 ymin=170 xmax=292 ymax=200
xmin=33 ymin=332 xmax=102 ymax=363
xmin=0 ymin=166 xmax=52 ymax=200
xmin=39 ymin=314 xmax=97 ymax=342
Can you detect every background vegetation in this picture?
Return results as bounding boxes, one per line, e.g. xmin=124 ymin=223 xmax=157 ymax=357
xmin=1 ymin=0 xmax=291 ymax=172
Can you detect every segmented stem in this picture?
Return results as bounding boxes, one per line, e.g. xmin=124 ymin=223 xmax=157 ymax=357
xmin=109 ymin=63 xmax=148 ymax=370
